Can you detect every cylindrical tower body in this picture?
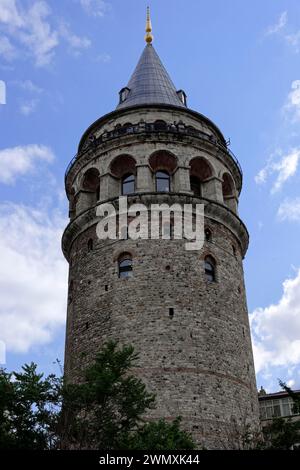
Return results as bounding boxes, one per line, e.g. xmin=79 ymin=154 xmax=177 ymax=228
xmin=62 ymin=43 xmax=260 ymax=449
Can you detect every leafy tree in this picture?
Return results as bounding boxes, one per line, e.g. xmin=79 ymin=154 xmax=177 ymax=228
xmin=0 ymin=342 xmax=195 ymax=450
xmin=118 ymin=418 xmax=195 ymax=450
xmin=62 ymin=341 xmax=194 ymax=449
xmin=0 ymin=363 xmax=62 ymax=449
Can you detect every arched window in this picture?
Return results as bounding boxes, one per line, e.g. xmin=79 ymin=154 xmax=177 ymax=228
xmin=88 ymin=239 xmax=93 ymax=251
xmin=222 ymin=173 xmax=235 ymax=197
xmin=190 ymin=175 xmax=201 ymax=196
xmin=156 ymin=170 xmax=170 ymax=192
xmin=82 ymin=168 xmax=100 ymax=206
xmin=122 ymin=173 xmax=135 ymax=195
xmin=205 ymin=228 xmax=212 ymax=242
xmin=118 ymin=253 xmax=133 ymax=278
xmin=204 ymin=256 xmax=216 ymax=282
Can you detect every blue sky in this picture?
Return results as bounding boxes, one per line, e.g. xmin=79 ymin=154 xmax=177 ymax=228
xmin=0 ymin=0 xmax=300 ymax=393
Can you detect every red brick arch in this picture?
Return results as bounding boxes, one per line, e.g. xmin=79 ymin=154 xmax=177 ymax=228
xmin=190 ymin=157 xmax=213 ymax=181
xmin=222 ymin=172 xmax=235 ymax=197
xmin=110 ymin=154 xmax=136 ymax=178
xmin=82 ymin=168 xmax=100 ymax=191
xmin=149 ymin=150 xmax=178 ymax=173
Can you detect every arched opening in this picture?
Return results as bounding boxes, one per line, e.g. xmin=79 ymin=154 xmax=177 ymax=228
xmin=122 ymin=173 xmax=135 ymax=195
xmin=81 ymin=168 xmax=100 ymax=209
xmin=149 ymin=150 xmax=177 ymax=173
xmin=190 ymin=157 xmax=213 ymax=197
xmin=204 ymin=255 xmax=216 ymax=282
xmin=82 ymin=168 xmax=100 ymax=193
xmin=149 ymin=151 xmax=177 ymax=192
xmin=110 ymin=155 xmax=136 ymax=195
xmin=118 ymin=253 xmax=133 ymax=278
xmin=190 ymin=175 xmax=201 ymax=197
xmin=222 ymin=173 xmax=235 ymax=197
xmin=222 ymin=173 xmax=237 ymax=212
xmin=156 ymin=170 xmax=170 ymax=192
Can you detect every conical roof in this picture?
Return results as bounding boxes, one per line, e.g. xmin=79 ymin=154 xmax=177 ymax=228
xmin=116 ymin=44 xmax=186 ymax=109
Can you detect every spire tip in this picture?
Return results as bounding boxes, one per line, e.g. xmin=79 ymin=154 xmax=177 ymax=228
xmin=145 ymin=6 xmax=153 ymax=44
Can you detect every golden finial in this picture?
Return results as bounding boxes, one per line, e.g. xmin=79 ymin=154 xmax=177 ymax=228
xmin=145 ymin=6 xmax=153 ymax=44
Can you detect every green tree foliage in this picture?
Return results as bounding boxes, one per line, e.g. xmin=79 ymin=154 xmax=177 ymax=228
xmin=0 ymin=342 xmax=195 ymax=450
xmin=118 ymin=418 xmax=195 ymax=450
xmin=0 ymin=363 xmax=62 ymax=449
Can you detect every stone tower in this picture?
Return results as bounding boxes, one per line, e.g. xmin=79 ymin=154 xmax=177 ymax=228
xmin=62 ymin=10 xmax=259 ymax=449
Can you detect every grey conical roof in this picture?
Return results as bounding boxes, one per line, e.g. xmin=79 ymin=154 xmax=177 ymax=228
xmin=116 ymin=44 xmax=186 ymax=109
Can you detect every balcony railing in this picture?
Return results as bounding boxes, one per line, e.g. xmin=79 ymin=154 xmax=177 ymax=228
xmin=65 ymin=122 xmax=242 ymax=184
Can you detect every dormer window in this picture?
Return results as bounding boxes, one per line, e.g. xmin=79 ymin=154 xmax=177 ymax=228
xmin=177 ymin=89 xmax=187 ymax=106
xmin=119 ymin=87 xmax=130 ymax=104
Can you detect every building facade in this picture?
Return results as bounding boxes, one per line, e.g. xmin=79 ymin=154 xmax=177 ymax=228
xmin=62 ymin=11 xmax=260 ymax=449
xmin=259 ymin=388 xmax=300 ymax=423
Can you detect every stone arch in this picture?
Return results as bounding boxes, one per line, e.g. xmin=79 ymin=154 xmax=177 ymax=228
xmin=82 ymin=167 xmax=100 ymax=193
xmin=77 ymin=167 xmax=100 ymax=213
xmin=110 ymin=154 xmax=136 ymax=178
xmin=149 ymin=150 xmax=178 ymax=173
xmin=190 ymin=157 xmax=214 ymax=181
xmin=222 ymin=172 xmax=237 ymax=213
xmin=113 ymin=247 xmax=137 ymax=263
xmin=189 ymin=157 xmax=214 ymax=198
xmin=222 ymin=172 xmax=235 ymax=197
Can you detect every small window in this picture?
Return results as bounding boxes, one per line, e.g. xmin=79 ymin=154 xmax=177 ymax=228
xmin=232 ymin=245 xmax=237 ymax=256
xmin=88 ymin=239 xmax=93 ymax=251
xmin=118 ymin=253 xmax=133 ymax=278
xmin=156 ymin=170 xmax=170 ymax=192
xmin=205 ymin=228 xmax=212 ymax=242
xmin=204 ymin=256 xmax=216 ymax=282
xmin=190 ymin=176 xmax=201 ymax=196
xmin=122 ymin=173 xmax=135 ymax=195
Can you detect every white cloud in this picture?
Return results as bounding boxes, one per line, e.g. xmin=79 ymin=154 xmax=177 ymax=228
xmin=0 ymin=202 xmax=67 ymax=353
xmin=0 ymin=34 xmax=16 ymax=60
xmin=0 ymin=0 xmax=58 ymax=66
xmin=0 ymin=144 xmax=54 ymax=184
xmin=255 ymin=148 xmax=300 ymax=193
xmin=265 ymin=11 xmax=287 ymax=36
xmin=13 ymin=79 xmax=43 ymax=94
xmin=79 ymin=0 xmax=110 ymax=17
xmin=285 ymin=31 xmax=300 ymax=53
xmin=0 ymin=1 xmax=92 ymax=66
xmin=250 ymin=269 xmax=300 ymax=373
xmin=59 ymin=22 xmax=91 ymax=54
xmin=284 ymin=80 xmax=300 ymax=122
xmin=0 ymin=0 xmax=24 ymax=28
xmin=96 ymin=52 xmax=111 ymax=63
xmin=20 ymin=99 xmax=39 ymax=116
xmin=265 ymin=11 xmax=300 ymax=54
xmin=18 ymin=1 xmax=59 ymax=66
xmin=277 ymin=197 xmax=300 ymax=222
